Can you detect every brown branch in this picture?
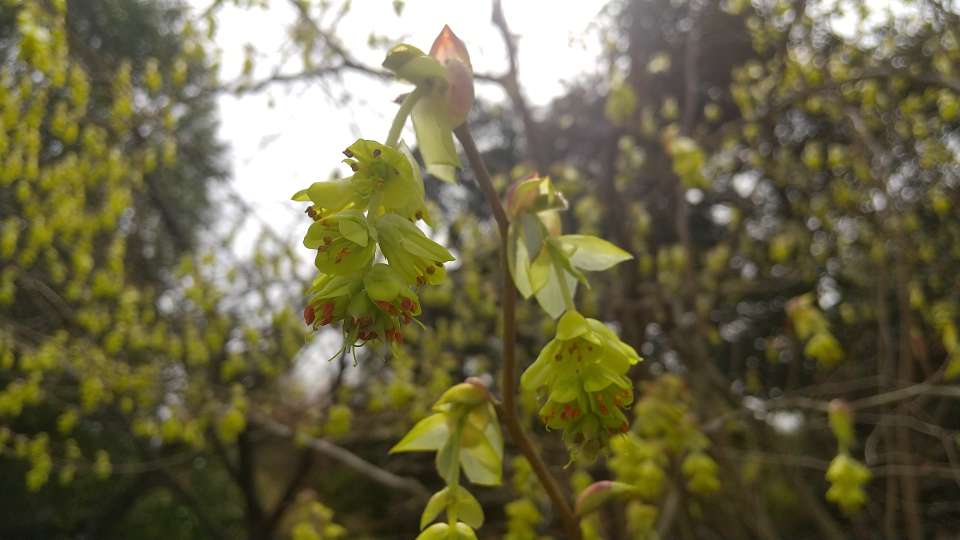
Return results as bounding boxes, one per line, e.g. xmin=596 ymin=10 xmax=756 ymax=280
xmin=254 ymin=415 xmax=430 ymax=499
xmin=454 ymin=124 xmax=581 ymax=540
xmin=491 ymin=0 xmax=548 ymax=172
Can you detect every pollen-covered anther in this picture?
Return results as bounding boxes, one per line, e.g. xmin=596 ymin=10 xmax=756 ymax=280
xmin=317 ymin=302 xmax=335 ymax=326
xmin=304 ymin=305 xmax=316 ymax=325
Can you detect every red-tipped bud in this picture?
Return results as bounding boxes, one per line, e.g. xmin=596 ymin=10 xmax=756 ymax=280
xmin=429 ymin=25 xmax=474 ymax=127
xmin=575 ymin=480 xmax=641 ymax=517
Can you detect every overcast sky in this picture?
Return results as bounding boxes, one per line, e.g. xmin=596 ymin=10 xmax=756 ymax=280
xmin=192 ymin=0 xmax=607 ymax=252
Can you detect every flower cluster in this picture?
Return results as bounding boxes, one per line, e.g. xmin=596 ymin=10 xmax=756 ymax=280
xmin=825 ymin=453 xmax=871 ymax=513
xmin=295 ymin=139 xmax=453 ymax=357
xmin=521 ymin=310 xmax=640 ymax=460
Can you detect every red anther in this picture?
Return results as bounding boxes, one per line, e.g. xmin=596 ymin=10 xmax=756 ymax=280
xmin=425 ymin=266 xmax=435 ymax=275
xmin=323 ymin=236 xmax=332 ymax=245
xmin=306 ymin=207 xmax=318 ymax=219
xmin=375 ymin=300 xmax=392 ymax=313
xmin=416 ymin=275 xmax=426 ymax=286
xmin=349 ymin=163 xmax=359 ymax=172
xmin=400 ymin=297 xmax=414 ymax=312
xmin=415 ymin=211 xmax=424 ymax=220
xmin=334 ymin=247 xmax=350 ymax=263
xmin=303 ymin=305 xmax=316 ymax=325
xmin=435 ymin=262 xmax=443 ymax=268
xmin=554 ymin=354 xmax=561 ymax=361
xmin=619 ymin=422 xmax=629 ymax=433
xmin=402 ymin=313 xmax=412 ymax=325
xmin=372 ymin=148 xmax=382 ymax=158
xmin=599 ymin=404 xmax=609 ymax=415
xmin=343 ymin=149 xmax=354 ymax=158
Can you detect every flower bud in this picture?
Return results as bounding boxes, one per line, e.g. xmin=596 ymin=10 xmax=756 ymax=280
xmin=429 ymin=25 xmax=474 ymax=128
xmin=437 ymin=379 xmax=490 ymax=407
xmin=505 ymin=175 xmax=567 ymax=219
xmin=575 ymin=480 xmax=641 ymax=517
xmin=828 ymin=399 xmax=854 ymax=451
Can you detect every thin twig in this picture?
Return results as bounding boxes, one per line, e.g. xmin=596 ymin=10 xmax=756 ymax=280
xmin=454 ymin=124 xmax=581 ymax=540
xmin=254 ymin=414 xmax=430 ymax=499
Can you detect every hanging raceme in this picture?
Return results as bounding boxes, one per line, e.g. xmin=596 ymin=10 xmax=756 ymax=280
xmin=293 ymin=75 xmax=456 ymax=358
xmin=520 ymin=309 xmax=640 ymax=461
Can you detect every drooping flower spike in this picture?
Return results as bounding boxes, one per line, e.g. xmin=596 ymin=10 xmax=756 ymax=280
xmin=521 ymin=309 xmax=641 ymax=461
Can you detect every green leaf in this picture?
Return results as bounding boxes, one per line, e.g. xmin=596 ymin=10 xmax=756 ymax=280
xmin=390 ymin=414 xmax=449 ymax=453
xmin=382 ymin=44 xmax=447 ymax=85
xmin=451 ymin=487 xmax=484 ymax=529
xmin=415 ymin=523 xmax=450 ymax=540
xmin=291 ymin=188 xmax=310 ymax=201
xmin=507 ymin=223 xmax=534 ymax=298
xmin=529 ymin=246 xmax=553 ymax=295
xmin=460 ymin=433 xmax=501 ymax=486
xmin=560 ymin=234 xmax=633 ymax=271
xmin=547 ymin=238 xmax=589 ymax=286
xmin=412 ymin=96 xmax=460 ymax=183
xmin=535 ymin=266 xmax=578 ymax=319
xmin=420 ymin=488 xmax=450 ymax=530
xmin=454 ymin=523 xmax=478 ymax=540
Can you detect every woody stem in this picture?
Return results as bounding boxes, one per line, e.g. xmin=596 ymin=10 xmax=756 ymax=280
xmin=454 ymin=124 xmax=582 ymax=540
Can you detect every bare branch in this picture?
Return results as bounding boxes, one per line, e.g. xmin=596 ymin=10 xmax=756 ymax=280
xmin=254 ymin=414 xmax=430 ymax=500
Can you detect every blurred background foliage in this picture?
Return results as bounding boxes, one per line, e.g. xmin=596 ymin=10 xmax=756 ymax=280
xmin=1 ymin=0 xmax=960 ymax=538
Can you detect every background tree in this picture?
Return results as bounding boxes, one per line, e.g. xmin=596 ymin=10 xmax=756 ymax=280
xmin=3 ymin=0 xmax=960 ymax=539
